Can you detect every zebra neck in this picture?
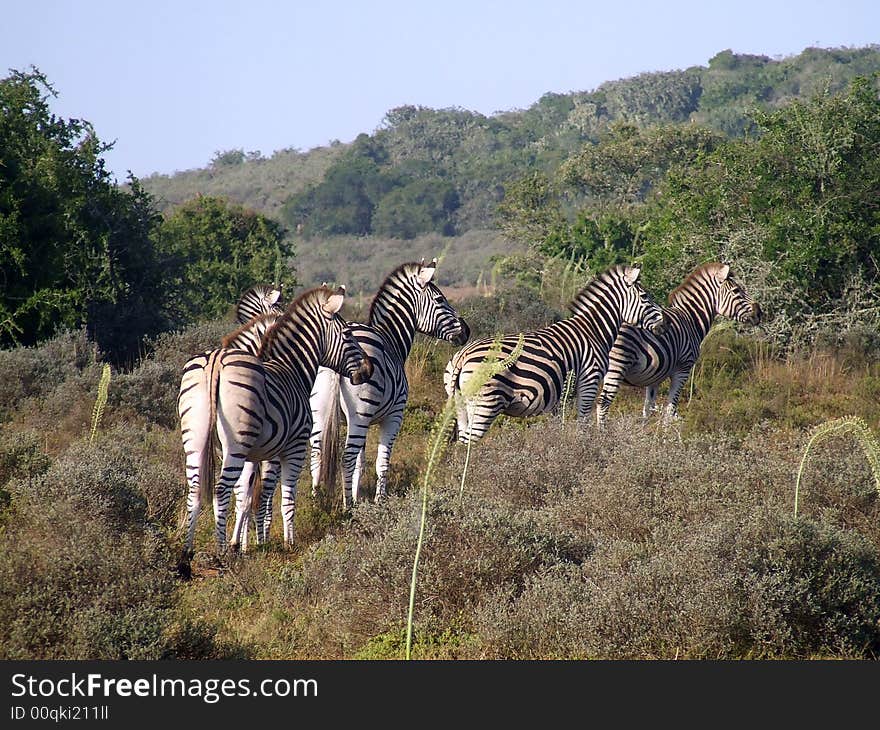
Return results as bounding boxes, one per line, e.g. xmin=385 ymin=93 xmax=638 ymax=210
xmin=571 ymin=297 xmax=624 ymax=353
xmin=368 ymin=299 xmax=417 ymax=362
xmin=668 ymin=291 xmax=717 ymax=339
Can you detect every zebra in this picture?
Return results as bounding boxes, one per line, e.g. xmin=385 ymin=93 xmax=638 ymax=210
xmin=444 ymin=264 xmax=667 ymax=444
xmin=178 ymin=284 xmax=285 ymax=566
xmin=309 ymin=259 xmax=469 ymax=507
xmin=592 ymin=262 xmax=762 ymax=427
xmin=234 ymin=283 xmax=284 ymax=323
xmin=179 ymin=285 xmax=372 ymax=564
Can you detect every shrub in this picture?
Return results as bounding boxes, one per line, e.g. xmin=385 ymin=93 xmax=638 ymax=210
xmin=0 ymin=428 xmax=224 ymax=659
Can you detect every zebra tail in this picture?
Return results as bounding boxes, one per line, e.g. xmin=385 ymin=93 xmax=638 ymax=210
xmin=201 ymin=349 xmax=222 ymax=507
xmin=317 ymin=370 xmax=342 ymax=495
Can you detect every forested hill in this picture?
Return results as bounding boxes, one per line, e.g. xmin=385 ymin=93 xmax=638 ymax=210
xmin=141 ymin=45 xmax=880 ymax=237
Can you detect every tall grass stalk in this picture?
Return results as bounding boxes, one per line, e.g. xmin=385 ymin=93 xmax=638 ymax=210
xmin=794 ymin=415 xmax=880 ymax=516
xmin=560 ymin=370 xmax=575 ymax=425
xmin=407 ymin=334 xmax=524 ymax=659
xmin=89 ymin=364 xmax=111 ymax=446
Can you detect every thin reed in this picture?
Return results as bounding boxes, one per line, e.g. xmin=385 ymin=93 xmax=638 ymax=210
xmin=406 ymin=334 xmax=524 ymax=659
xmin=794 ymin=415 xmax=880 ymax=516
xmin=89 ymin=364 xmax=111 ymax=446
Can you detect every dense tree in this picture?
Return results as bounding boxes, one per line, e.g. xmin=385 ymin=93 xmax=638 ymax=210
xmin=371 ymin=179 xmax=459 ymax=238
xmin=497 ymin=74 xmax=880 ymax=346
xmin=0 ymin=68 xmax=166 ymax=358
xmin=157 ymin=195 xmax=296 ymax=323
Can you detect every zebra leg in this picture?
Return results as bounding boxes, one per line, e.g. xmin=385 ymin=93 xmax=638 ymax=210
xmin=643 ymin=386 xmax=659 ymax=418
xmin=576 ymin=371 xmax=603 ymax=423
xmin=341 ymin=415 xmax=369 ymax=507
xmin=308 ymin=433 xmax=322 ymax=498
xmin=229 ymin=461 xmax=256 ymax=553
xmin=213 ymin=457 xmax=245 ymax=552
xmin=596 ymin=372 xmax=623 ymax=428
xmin=374 ymin=414 xmax=402 ymax=502
xmin=255 ymin=459 xmax=280 ymax=544
xmin=182 ymin=447 xmax=204 ymax=559
xmin=663 ymin=369 xmax=691 ymax=424
xmin=279 ymin=442 xmax=307 ymax=548
xmin=351 ymin=447 xmax=366 ymax=504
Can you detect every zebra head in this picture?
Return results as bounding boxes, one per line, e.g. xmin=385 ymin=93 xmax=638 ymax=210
xmin=318 ymin=286 xmax=373 ymax=386
xmin=712 ymin=264 xmax=762 ymax=325
xmin=235 ymin=283 xmax=284 ymax=324
xmin=413 ymin=258 xmax=470 ymax=346
xmin=618 ymin=265 xmax=668 ymax=335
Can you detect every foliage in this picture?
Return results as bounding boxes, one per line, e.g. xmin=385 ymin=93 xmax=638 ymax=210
xmin=144 ymin=46 xmax=880 ymax=246
xmin=0 ymin=69 xmax=168 ymax=359
xmin=498 ymin=74 xmax=880 ymax=348
xmin=157 ymin=195 xmax=296 ymax=324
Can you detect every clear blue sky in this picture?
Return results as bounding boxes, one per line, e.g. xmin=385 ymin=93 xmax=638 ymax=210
xmin=3 ymin=0 xmax=878 ymax=182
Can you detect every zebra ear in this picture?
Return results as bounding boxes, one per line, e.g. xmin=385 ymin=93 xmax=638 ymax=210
xmin=716 ymin=264 xmax=731 ymax=282
xmin=417 ymin=258 xmax=437 ymax=286
xmin=624 ymin=266 xmax=642 ymax=286
xmin=323 ymin=286 xmax=345 ymax=314
xmin=268 ymin=289 xmax=282 ymax=305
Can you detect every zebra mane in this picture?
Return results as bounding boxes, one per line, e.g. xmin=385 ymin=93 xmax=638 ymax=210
xmin=667 ymin=263 xmax=727 ymax=305
xmin=257 ymin=285 xmax=334 ymax=360
xmin=367 ymin=261 xmax=423 ymax=323
xmin=221 ymin=312 xmax=279 ymax=349
xmin=566 ymin=264 xmax=631 ymax=316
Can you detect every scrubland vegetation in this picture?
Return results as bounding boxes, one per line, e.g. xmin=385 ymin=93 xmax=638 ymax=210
xmin=2 ymin=282 xmax=880 ymax=660
xmin=3 ymin=47 xmax=880 ymax=660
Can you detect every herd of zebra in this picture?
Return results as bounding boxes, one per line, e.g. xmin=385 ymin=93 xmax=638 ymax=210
xmin=176 ymin=258 xmax=761 ymax=572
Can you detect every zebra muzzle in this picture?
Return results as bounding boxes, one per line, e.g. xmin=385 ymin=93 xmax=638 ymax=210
xmin=451 ymin=318 xmax=471 ymax=346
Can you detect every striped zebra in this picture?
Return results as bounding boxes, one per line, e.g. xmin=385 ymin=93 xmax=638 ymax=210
xmin=234 ymin=283 xmax=284 ymax=323
xmin=309 ymin=259 xmax=469 ymax=507
xmin=593 ymin=262 xmax=762 ymax=427
xmin=179 ymin=286 xmax=372 ymax=563
xmin=178 ymin=284 xmax=285 ymax=566
xmin=444 ymin=265 xmax=667 ymax=444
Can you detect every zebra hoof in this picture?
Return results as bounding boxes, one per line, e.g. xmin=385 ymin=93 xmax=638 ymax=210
xmin=176 ymin=551 xmax=194 ymax=580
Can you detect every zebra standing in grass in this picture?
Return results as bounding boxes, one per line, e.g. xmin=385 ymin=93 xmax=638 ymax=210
xmin=178 ymin=285 xmax=284 ymax=565
xmin=309 ymin=259 xmax=470 ymax=507
xmin=592 ymin=262 xmax=762 ymax=427
xmin=444 ymin=265 xmax=667 ymax=444
xmin=179 ymin=286 xmax=372 ymax=564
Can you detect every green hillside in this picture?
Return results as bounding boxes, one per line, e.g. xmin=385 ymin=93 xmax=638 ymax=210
xmin=136 ymin=45 xmax=880 ymax=294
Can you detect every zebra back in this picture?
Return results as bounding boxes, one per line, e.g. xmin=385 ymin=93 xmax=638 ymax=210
xmin=222 ymin=311 xmax=283 ymax=354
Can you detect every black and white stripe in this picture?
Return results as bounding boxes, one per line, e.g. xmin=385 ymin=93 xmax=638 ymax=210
xmin=179 ymin=286 xmax=372 ymax=561
xmin=235 ymin=284 xmax=284 ymax=323
xmin=309 ymin=259 xmax=469 ymax=506
xmin=444 ymin=265 xmax=667 ymax=443
xmin=593 ymin=262 xmax=761 ymax=426
xmin=178 ymin=286 xmax=286 ymax=562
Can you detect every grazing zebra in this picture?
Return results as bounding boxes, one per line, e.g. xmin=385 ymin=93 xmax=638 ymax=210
xmin=593 ymin=262 xmax=762 ymax=427
xmin=444 ymin=265 xmax=667 ymax=444
xmin=309 ymin=259 xmax=469 ymax=507
xmin=179 ymin=286 xmax=372 ymax=562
